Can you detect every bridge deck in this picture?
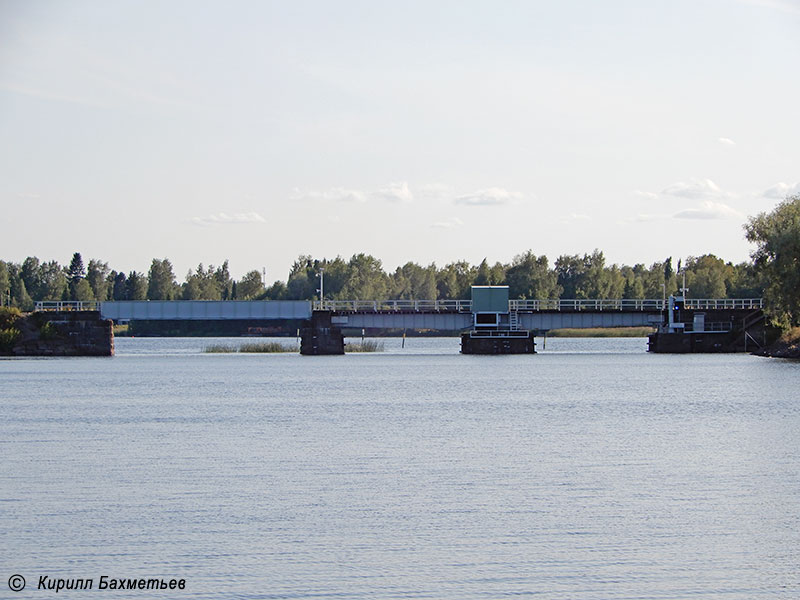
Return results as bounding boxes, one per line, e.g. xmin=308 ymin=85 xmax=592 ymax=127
xmin=314 ymin=298 xmax=763 ymax=313
xmin=32 ymin=299 xmax=763 ymax=331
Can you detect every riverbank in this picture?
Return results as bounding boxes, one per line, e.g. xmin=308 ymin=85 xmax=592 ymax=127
xmin=753 ymin=327 xmax=800 ymax=359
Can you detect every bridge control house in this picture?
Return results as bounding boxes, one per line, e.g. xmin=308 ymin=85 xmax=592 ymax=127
xmin=461 ymin=286 xmax=535 ymax=354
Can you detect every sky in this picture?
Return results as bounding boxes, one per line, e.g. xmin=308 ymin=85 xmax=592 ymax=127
xmin=1 ymin=0 xmax=799 ymax=281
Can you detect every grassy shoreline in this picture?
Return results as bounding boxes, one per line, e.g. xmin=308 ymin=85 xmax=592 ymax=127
xmin=204 ymin=341 xmax=298 ymax=353
xmin=547 ymin=327 xmax=655 ymax=338
xmin=203 ymin=339 xmax=385 ymax=353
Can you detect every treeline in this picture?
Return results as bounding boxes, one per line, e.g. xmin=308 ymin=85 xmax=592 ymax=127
xmin=0 ymin=250 xmax=762 ymax=310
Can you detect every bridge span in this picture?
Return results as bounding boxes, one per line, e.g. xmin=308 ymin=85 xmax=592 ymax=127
xmin=36 ymin=297 xmax=764 ymax=333
xmin=34 ymin=294 xmax=765 ymax=354
xmin=312 ymin=298 xmax=763 ymax=331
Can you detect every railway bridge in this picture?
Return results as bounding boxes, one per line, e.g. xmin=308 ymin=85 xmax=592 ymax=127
xmin=36 ymin=286 xmax=764 ymax=355
xmin=37 ymin=296 xmax=763 ymax=334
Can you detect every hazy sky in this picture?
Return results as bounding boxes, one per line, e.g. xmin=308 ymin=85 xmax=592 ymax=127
xmin=1 ymin=0 xmax=799 ymax=281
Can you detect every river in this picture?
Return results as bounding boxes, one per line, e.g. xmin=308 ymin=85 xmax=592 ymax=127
xmin=2 ymin=337 xmax=798 ymax=598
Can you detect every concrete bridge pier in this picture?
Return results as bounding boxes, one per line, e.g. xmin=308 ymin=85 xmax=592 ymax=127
xmin=300 ymin=311 xmax=344 ymax=355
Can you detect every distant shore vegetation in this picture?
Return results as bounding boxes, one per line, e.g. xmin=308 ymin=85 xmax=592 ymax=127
xmin=548 ymin=327 xmax=656 ymax=338
xmin=204 ymin=341 xmax=298 ymax=353
xmin=2 ymin=195 xmax=798 ymax=330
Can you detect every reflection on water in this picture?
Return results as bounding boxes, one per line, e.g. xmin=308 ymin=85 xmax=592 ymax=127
xmin=2 ymin=338 xmax=798 ymax=599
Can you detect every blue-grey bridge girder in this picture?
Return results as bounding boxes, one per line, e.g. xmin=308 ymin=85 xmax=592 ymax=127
xmin=333 ymin=311 xmax=472 ymax=330
xmin=60 ymin=298 xmax=761 ymax=330
xmin=99 ymin=300 xmax=312 ymax=321
xmin=519 ymin=311 xmax=662 ymax=330
xmin=334 ymin=309 xmax=661 ymax=330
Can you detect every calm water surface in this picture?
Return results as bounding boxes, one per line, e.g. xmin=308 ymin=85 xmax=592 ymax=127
xmin=2 ymin=337 xmax=799 ymax=599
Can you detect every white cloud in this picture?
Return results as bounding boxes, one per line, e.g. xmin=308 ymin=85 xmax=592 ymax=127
xmin=762 ymin=182 xmax=800 ymax=199
xmin=627 ymin=179 xmax=743 ymax=223
xmin=560 ymin=213 xmax=590 ymax=223
xmin=292 ymin=187 xmax=367 ymax=203
xmin=292 ymin=182 xmax=411 ymax=203
xmin=431 ymin=217 xmax=464 ymax=229
xmin=417 ymin=183 xmax=453 ymax=201
xmin=294 ymin=182 xmax=527 ymax=206
xmin=454 ymin=187 xmax=521 ymax=206
xmin=661 ymin=178 xmax=726 ymax=200
xmin=190 ymin=212 xmax=266 ymax=226
xmin=718 ymin=137 xmax=736 ymax=146
xmin=633 ymin=213 xmax=666 ymax=222
xmin=673 ymin=200 xmax=743 ymax=220
xmin=374 ymin=181 xmax=413 ymax=203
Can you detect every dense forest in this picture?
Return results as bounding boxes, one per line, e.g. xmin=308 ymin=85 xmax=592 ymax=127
xmin=0 ymin=251 xmax=761 ymax=307
xmin=2 ymin=196 xmax=798 ymax=327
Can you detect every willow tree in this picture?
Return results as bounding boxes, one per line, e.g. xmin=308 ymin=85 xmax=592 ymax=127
xmin=745 ymin=195 xmax=800 ymax=328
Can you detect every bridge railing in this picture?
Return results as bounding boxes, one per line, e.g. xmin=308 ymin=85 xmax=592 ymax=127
xmin=313 ymin=299 xmax=472 ymax=312
xmin=33 ymin=298 xmax=763 ymax=314
xmin=682 ymin=298 xmax=764 ymax=310
xmin=510 ymin=299 xmax=668 ymax=311
xmin=314 ymin=298 xmax=764 ymax=312
xmin=35 ymin=301 xmax=100 ymax=312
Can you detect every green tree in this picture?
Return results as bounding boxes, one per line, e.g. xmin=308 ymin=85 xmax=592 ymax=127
xmin=341 ymin=254 xmax=390 ymax=299
xmin=86 ymin=259 xmax=111 ymax=301
xmin=40 ymin=261 xmax=68 ymax=300
xmin=182 ymin=264 xmax=222 ymax=300
xmin=127 ymin=271 xmax=148 ymax=300
xmin=745 ymin=195 xmax=800 ymax=327
xmin=555 ymin=254 xmax=585 ymax=298
xmin=506 ymin=251 xmax=561 ymax=300
xmin=474 ymin=259 xmax=491 ymax=286
xmin=215 ymin=260 xmax=233 ymax=300
xmin=0 ymin=261 xmax=9 ymax=306
xmin=726 ymin=262 xmax=763 ymax=299
xmin=236 ymin=270 xmax=265 ymax=300
xmin=9 ymin=269 xmax=34 ymax=310
xmin=623 ymin=274 xmax=645 ymax=299
xmin=264 ymin=280 xmax=287 ymax=300
xmin=435 ymin=265 xmax=458 ymax=299
xmin=319 ymin=257 xmax=349 ymax=299
xmin=489 ymin=262 xmax=506 ymax=285
xmin=67 ymin=252 xmax=86 ymax=283
xmin=147 ymin=259 xmax=178 ymax=300
xmin=393 ymin=262 xmax=437 ymax=299
xmin=112 ymin=272 xmax=128 ymax=300
xmin=70 ymin=278 xmax=95 ymax=302
xmin=285 ymin=255 xmax=317 ymax=300
xmin=683 ymin=255 xmax=732 ymax=298
xmin=20 ymin=257 xmax=43 ymax=299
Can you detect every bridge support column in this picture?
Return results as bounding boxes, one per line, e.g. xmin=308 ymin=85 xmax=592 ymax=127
xmin=300 ymin=311 xmax=344 ymax=355
xmin=460 ymin=330 xmax=536 ymax=354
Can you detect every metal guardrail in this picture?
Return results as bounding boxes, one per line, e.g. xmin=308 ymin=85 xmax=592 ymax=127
xmin=314 ymin=298 xmax=764 ymax=312
xmin=35 ymin=301 xmax=100 ymax=312
xmin=33 ymin=298 xmax=764 ymax=313
xmin=313 ymin=299 xmax=473 ymax=312
xmin=511 ymin=299 xmax=665 ymax=311
xmin=682 ymin=298 xmax=764 ymax=310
